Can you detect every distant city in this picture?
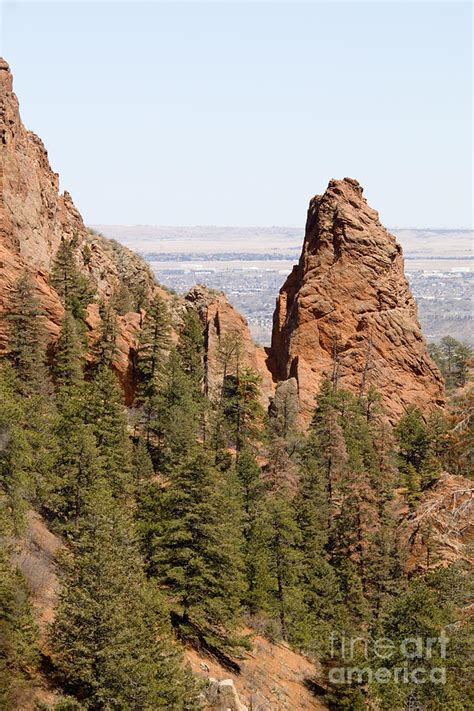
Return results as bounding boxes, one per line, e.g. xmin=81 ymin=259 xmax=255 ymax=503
xmin=92 ymin=226 xmax=473 ymax=346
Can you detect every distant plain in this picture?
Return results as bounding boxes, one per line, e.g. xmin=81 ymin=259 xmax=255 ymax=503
xmin=92 ymin=226 xmax=473 ymax=345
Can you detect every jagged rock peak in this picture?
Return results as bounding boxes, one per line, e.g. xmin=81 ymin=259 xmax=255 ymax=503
xmin=267 ymin=177 xmax=445 ymax=422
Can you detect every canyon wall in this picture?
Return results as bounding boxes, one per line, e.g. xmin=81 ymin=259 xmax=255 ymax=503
xmin=0 ymin=58 xmax=267 ymax=401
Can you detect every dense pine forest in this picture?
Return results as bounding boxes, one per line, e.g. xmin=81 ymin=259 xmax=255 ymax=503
xmin=0 ymin=238 xmax=472 ymax=711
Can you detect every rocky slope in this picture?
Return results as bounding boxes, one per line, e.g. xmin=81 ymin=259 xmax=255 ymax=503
xmin=0 ymin=58 xmax=153 ymax=371
xmin=12 ymin=509 xmax=329 ymax=711
xmin=267 ymin=177 xmax=445 ymax=422
xmin=398 ymin=472 xmax=473 ymax=573
xmin=0 ymin=58 xmax=266 ymax=402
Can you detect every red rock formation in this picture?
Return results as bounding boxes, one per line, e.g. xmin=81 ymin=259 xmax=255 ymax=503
xmin=185 ymin=285 xmax=274 ymax=404
xmin=0 ymin=58 xmax=445 ymax=421
xmin=0 ymin=57 xmax=158 ymax=395
xmin=0 ymin=58 xmax=271 ymax=406
xmin=267 ymin=177 xmax=445 ymax=422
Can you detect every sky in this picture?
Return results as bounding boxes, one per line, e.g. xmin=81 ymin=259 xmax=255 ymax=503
xmin=0 ymin=1 xmax=472 ymax=228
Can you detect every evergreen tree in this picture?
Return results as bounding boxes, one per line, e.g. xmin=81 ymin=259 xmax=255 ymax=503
xmin=132 ymin=441 xmax=158 ymax=573
xmin=151 ymin=349 xmax=200 ymax=472
xmin=216 ymin=364 xmax=263 ymax=456
xmin=53 ymin=311 xmax=85 ymax=392
xmin=110 ymin=282 xmax=133 ymax=316
xmin=49 ymin=418 xmax=102 ymax=530
xmin=136 ymin=294 xmax=172 ymax=440
xmin=309 ymin=384 xmax=396 ymax=628
xmin=232 ymin=368 xmax=263 ymax=454
xmin=0 ymin=531 xmax=39 ymax=710
xmin=92 ymin=302 xmax=118 ymax=368
xmin=443 ymin=387 xmax=473 ymax=477
xmin=209 ymin=332 xmax=244 ymax=456
xmin=0 ymin=363 xmax=57 ymax=512
xmin=235 ymin=449 xmax=271 ymax=615
xmin=85 ymin=363 xmax=133 ymax=500
xmin=177 ymin=308 xmax=205 ymax=403
xmin=50 ymin=237 xmax=95 ymax=323
xmin=429 ymin=336 xmax=472 ymax=390
xmin=51 ymin=484 xmax=189 ymax=710
xmin=132 ymin=437 xmax=155 ymax=489
xmin=268 ymin=379 xmax=299 ymax=442
xmin=371 ymin=569 xmax=473 ymax=710
xmin=6 ymin=271 xmax=49 ymax=395
xmin=265 ymin=488 xmax=303 ymax=642
xmin=153 ymin=449 xmax=245 ymax=641
xmin=0 ymin=364 xmax=35 ymax=508
xmin=309 ymin=380 xmax=348 ymax=526
xmin=135 ymin=479 xmax=164 ymax=577
xmin=395 ymin=406 xmax=440 ymax=502
xmin=294 ymin=450 xmax=342 ymax=655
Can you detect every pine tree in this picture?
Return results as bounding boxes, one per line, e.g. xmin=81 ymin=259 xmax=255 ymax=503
xmin=85 ymin=364 xmax=133 ymax=500
xmin=443 ymin=387 xmax=473 ymax=477
xmin=131 ymin=440 xmax=158 ymax=574
xmin=151 ymin=348 xmax=200 ymax=472
xmin=233 ymin=368 xmax=263 ymax=454
xmin=51 ymin=483 xmax=190 ymax=710
xmin=0 ymin=532 xmax=39 ymax=710
xmin=0 ymin=364 xmax=34 ymax=507
xmin=310 ymin=384 xmax=391 ymax=628
xmin=371 ymin=568 xmax=473 ymax=710
xmin=309 ymin=380 xmax=348 ymax=526
xmin=136 ymin=294 xmax=172 ymax=441
xmin=50 ymin=237 xmax=95 ymax=323
xmin=235 ymin=448 xmax=271 ymax=615
xmin=92 ymin=302 xmax=118 ymax=368
xmin=110 ymin=282 xmax=133 ymax=316
xmin=268 ymin=378 xmax=299 ymax=442
xmin=53 ymin=311 xmax=85 ymax=392
xmin=395 ymin=406 xmax=440 ymax=502
xmin=6 ymin=271 xmax=49 ymax=396
xmin=153 ymin=449 xmax=245 ymax=641
xmin=217 ymin=365 xmax=263 ymax=456
xmin=265 ymin=488 xmax=303 ymax=642
xmin=0 ymin=362 xmax=57 ymax=512
xmin=132 ymin=437 xmax=155 ymax=489
xmin=49 ymin=418 xmax=102 ymax=530
xmin=429 ymin=336 xmax=472 ymax=389
xmin=294 ymin=450 xmax=342 ymax=655
xmin=209 ymin=332 xmax=244 ymax=455
xmin=177 ymin=308 xmax=205 ymax=403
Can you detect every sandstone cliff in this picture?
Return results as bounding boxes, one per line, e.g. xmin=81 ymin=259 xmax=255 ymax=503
xmin=267 ymin=177 xmax=445 ymax=422
xmin=0 ymin=58 xmax=156 ymax=373
xmin=0 ymin=58 xmax=263 ymax=403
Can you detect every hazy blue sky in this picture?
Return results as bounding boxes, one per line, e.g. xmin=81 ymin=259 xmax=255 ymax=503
xmin=0 ymin=1 xmax=472 ymax=227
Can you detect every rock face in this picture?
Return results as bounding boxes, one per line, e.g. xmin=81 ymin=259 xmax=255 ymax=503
xmin=0 ymin=58 xmax=272 ymax=405
xmin=267 ymin=178 xmax=444 ymax=422
xmin=0 ymin=58 xmax=157 ymax=375
xmin=185 ymin=285 xmax=274 ymax=404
